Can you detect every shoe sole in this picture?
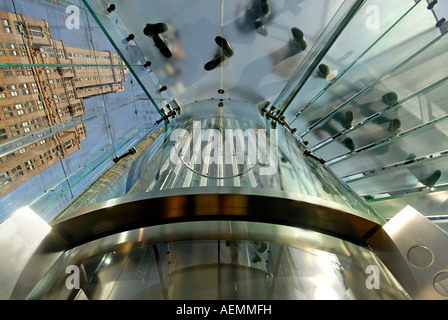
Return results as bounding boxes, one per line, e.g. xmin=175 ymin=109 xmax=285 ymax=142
xmin=291 ymin=27 xmax=304 ymax=40
xmin=343 ymin=138 xmax=355 ymax=151
xmin=294 ymin=38 xmax=307 ymax=51
xmin=260 ymin=0 xmax=269 ymax=15
xmin=153 ymin=34 xmax=172 ymax=58
xmin=144 ymin=23 xmax=168 ymax=37
xmin=204 ymin=55 xmax=225 ymax=71
xmin=318 ymin=64 xmax=330 ymax=77
xmin=215 ymin=36 xmax=234 ymax=57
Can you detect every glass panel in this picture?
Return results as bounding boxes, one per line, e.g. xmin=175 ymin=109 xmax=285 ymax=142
xmin=287 ymin=0 xmax=437 ymax=133
xmin=328 ymin=118 xmax=448 ymax=178
xmin=274 ymin=0 xmax=360 ymax=112
xmin=26 ymin=221 xmax=410 ymax=300
xmin=83 ymin=0 xmax=347 ymax=107
xmin=0 ymin=0 xmax=161 ymax=223
xmin=347 ymin=153 xmax=448 ymax=196
xmin=314 ymin=74 xmax=448 ymax=160
xmin=109 ymin=99 xmax=379 ymax=219
xmin=368 ymin=187 xmax=448 ymax=221
xmin=303 ymin=33 xmax=448 ymax=150
xmin=82 ymin=0 xmax=166 ymax=114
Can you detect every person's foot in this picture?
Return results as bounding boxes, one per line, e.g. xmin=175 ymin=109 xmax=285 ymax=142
xmin=204 ymin=55 xmax=225 ymax=71
xmin=153 ymin=34 xmax=172 ymax=58
xmin=382 ymin=92 xmax=399 ymax=106
xmin=254 ymin=18 xmax=268 ymax=36
xmin=387 ymin=118 xmax=401 ymax=133
xmin=215 ymin=36 xmax=234 ymax=57
xmin=343 ymin=137 xmax=356 ymax=152
xmin=421 ymin=170 xmax=441 ymax=188
xmin=292 ymin=27 xmax=307 ymax=51
xmin=318 ymin=64 xmax=330 ymax=78
xmin=143 ymin=22 xmax=168 ymax=37
xmin=344 ymin=111 xmax=354 ymax=130
xmin=260 ymin=0 xmax=269 ymax=15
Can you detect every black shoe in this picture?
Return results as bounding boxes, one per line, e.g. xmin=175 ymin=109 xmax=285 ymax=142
xmin=215 ymin=36 xmax=234 ymax=57
xmin=143 ymin=22 xmax=168 ymax=37
xmin=344 ymin=111 xmax=353 ymax=130
xmin=343 ymin=137 xmax=356 ymax=152
xmin=204 ymin=55 xmax=225 ymax=71
xmin=387 ymin=118 xmax=401 ymax=133
xmin=292 ymin=27 xmax=307 ymax=50
xmin=382 ymin=92 xmax=398 ymax=106
xmin=421 ymin=170 xmax=441 ymax=188
xmin=260 ymin=0 xmax=269 ymax=15
xmin=318 ymin=64 xmax=330 ymax=78
xmin=153 ymin=34 xmax=172 ymax=58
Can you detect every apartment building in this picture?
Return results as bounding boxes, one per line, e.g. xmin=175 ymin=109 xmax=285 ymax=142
xmin=0 ymin=10 xmax=129 ymax=197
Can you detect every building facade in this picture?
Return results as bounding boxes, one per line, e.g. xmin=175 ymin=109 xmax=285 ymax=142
xmin=0 ymin=10 xmax=128 ymax=197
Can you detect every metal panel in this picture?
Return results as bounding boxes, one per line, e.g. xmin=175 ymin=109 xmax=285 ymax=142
xmin=367 ymin=205 xmax=448 ymax=300
xmin=0 ymin=207 xmax=51 ymax=299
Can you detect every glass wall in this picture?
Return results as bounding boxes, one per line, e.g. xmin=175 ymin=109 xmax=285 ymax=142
xmin=0 ymin=0 xmax=164 ymax=223
xmin=60 ymin=99 xmax=382 ymax=222
xmin=24 ymin=221 xmax=410 ymax=300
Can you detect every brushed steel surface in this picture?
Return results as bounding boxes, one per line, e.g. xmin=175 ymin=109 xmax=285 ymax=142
xmin=367 ymin=205 xmax=448 ymax=300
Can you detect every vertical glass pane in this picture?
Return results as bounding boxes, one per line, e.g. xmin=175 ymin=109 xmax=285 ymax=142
xmin=0 ymin=0 xmax=160 ymax=223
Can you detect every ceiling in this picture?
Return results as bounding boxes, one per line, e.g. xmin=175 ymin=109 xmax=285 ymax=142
xmin=84 ymin=0 xmax=448 ymax=227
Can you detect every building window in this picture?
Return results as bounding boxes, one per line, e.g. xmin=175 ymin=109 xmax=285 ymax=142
xmin=31 ymin=31 xmax=44 ymax=38
xmin=0 ymin=92 xmax=6 ymax=99
xmin=0 ymin=171 xmax=12 ymax=186
xmin=14 ymin=104 xmax=22 ymax=109
xmin=6 ymin=43 xmax=15 ymax=49
xmin=0 ymin=128 xmax=7 ymax=142
xmin=0 ymin=50 xmax=5 ymax=56
xmin=1 ymin=19 xmax=9 ymax=26
xmin=2 ymin=71 xmax=12 ymax=77
xmin=17 ymin=109 xmax=24 ymax=115
xmin=10 ymin=91 xmax=18 ymax=96
xmin=3 ymin=27 xmax=11 ymax=33
xmin=9 ymin=50 xmax=17 ymax=56
xmin=30 ymin=25 xmax=42 ymax=31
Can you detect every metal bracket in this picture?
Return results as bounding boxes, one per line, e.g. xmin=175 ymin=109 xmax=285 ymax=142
xmin=261 ymin=104 xmax=297 ymax=134
xmin=155 ymin=103 xmax=182 ymax=125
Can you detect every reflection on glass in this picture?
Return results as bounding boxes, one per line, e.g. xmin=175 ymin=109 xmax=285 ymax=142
xmin=0 ymin=1 xmax=160 ymax=223
xmin=288 ymin=0 xmax=435 ymax=132
xmin=25 ymin=221 xmax=410 ymax=300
